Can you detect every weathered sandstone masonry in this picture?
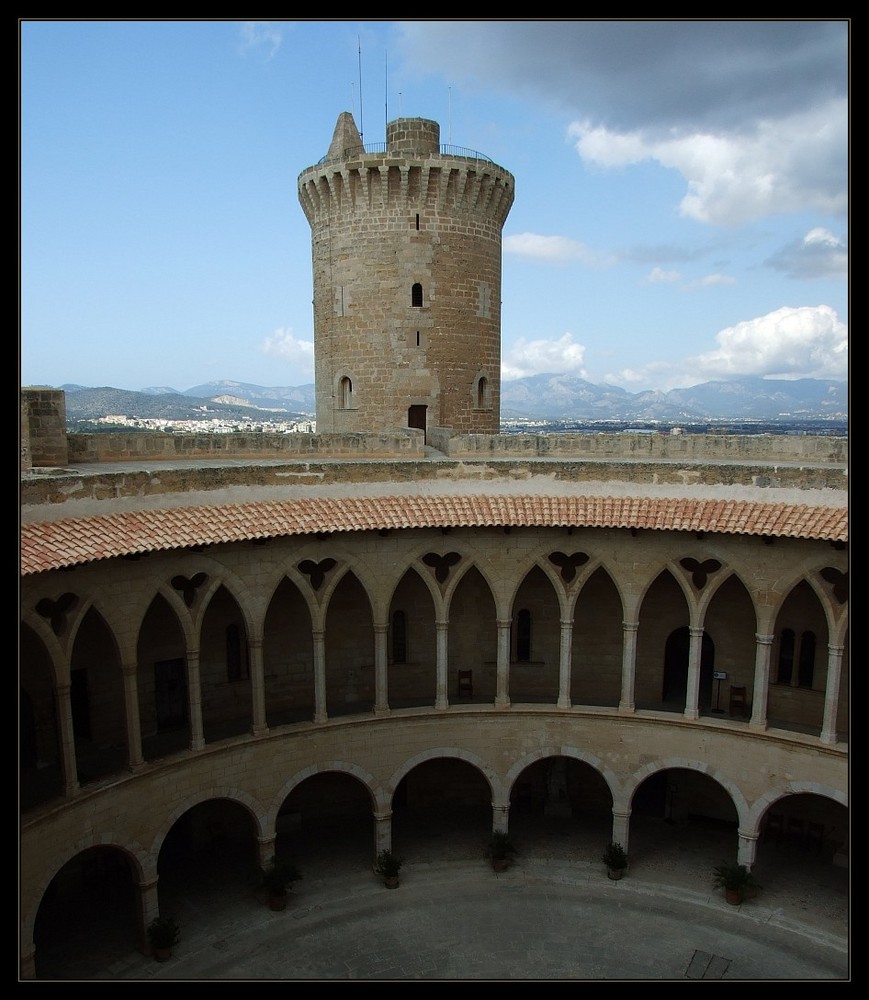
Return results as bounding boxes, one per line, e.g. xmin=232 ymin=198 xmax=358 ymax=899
xmin=298 ymin=114 xmax=514 ymax=437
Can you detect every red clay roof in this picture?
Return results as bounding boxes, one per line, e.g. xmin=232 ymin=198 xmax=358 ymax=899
xmin=20 ymin=494 xmax=848 ymax=575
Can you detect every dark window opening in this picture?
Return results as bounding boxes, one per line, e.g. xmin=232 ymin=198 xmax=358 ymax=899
xmin=411 ymin=283 xmax=423 ymax=307
xmin=477 ymin=376 xmax=488 ymax=409
xmin=415 ymin=213 xmax=420 ymax=231
xmin=416 ymin=331 xmax=420 ymax=347
xmin=339 ymin=376 xmax=353 ymax=408
xmin=392 ymin=610 xmax=407 ymax=664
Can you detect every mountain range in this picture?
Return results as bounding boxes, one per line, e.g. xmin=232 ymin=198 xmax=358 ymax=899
xmin=57 ymin=375 xmax=847 ymax=425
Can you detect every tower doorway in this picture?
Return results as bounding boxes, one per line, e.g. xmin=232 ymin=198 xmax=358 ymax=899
xmin=407 ymin=405 xmax=427 ymax=442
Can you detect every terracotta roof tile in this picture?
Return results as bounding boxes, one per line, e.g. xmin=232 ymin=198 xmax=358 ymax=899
xmin=20 ymin=495 xmax=848 ymax=575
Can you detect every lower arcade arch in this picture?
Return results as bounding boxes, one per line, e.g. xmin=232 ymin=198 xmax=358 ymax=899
xmin=33 ymin=845 xmax=141 ymax=980
xmin=391 ymin=757 xmax=494 ymax=861
xmin=275 ymin=771 xmax=376 ymax=875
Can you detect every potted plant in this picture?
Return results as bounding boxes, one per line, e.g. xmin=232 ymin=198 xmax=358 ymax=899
xmin=712 ymin=861 xmax=760 ymax=905
xmin=147 ymin=916 xmax=180 ymax=961
xmin=602 ymin=842 xmax=628 ymax=880
xmin=374 ymin=848 xmax=404 ymax=888
xmin=487 ymin=831 xmax=517 ymax=872
xmin=261 ymin=857 xmax=302 ymax=911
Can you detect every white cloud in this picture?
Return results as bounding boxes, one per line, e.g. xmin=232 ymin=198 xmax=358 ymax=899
xmin=260 ymin=328 xmax=314 ymax=380
xmin=568 ymin=99 xmax=847 ymax=226
xmin=693 ymin=274 xmax=736 ymax=288
xmin=765 ymin=227 xmax=848 ymax=280
xmin=503 ymin=232 xmax=607 ymax=267
xmin=502 ymin=332 xmax=588 ymax=381
xmin=239 ymin=22 xmax=283 ymax=61
xmin=603 ymin=305 xmax=847 ymax=390
xmin=645 ymin=267 xmax=681 ymax=284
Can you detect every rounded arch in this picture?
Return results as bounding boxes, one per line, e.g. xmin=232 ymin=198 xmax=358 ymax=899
xmin=386 ymin=746 xmax=501 ymax=805
xmin=21 ymin=837 xmax=149 ymax=979
xmin=269 ymin=761 xmax=379 ymax=824
xmin=625 ymin=758 xmax=750 ymax=826
xmin=504 ymin=746 xmax=623 ymax=808
xmin=749 ymin=782 xmax=848 ymax=838
xmin=151 ymin=788 xmax=266 ymax=859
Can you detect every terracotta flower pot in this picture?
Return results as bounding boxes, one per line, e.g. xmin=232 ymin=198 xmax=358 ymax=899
xmin=607 ymin=867 xmax=625 ymax=881
xmin=269 ymin=890 xmax=288 ymax=911
xmin=384 ymin=876 xmax=400 ymax=889
xmin=725 ymin=887 xmax=743 ymax=905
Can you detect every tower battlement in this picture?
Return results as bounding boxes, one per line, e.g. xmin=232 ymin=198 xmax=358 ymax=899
xmin=298 ymin=116 xmax=513 ymax=227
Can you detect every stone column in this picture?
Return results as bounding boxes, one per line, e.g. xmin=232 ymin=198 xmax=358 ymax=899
xmin=185 ymin=647 xmax=205 ymax=750
xmin=820 ymin=643 xmax=845 ymax=745
xmin=495 ymin=619 xmax=511 ymax=708
xmin=683 ymin=626 xmax=704 ymax=720
xmin=435 ymin=620 xmax=449 ymax=710
xmin=55 ymin=681 xmax=80 ymax=797
xmin=374 ymin=811 xmax=392 ymax=857
xmin=611 ymin=809 xmax=631 ymax=853
xmin=557 ymin=618 xmax=573 ymax=709
xmin=248 ymin=637 xmax=268 ymax=736
xmin=492 ymin=801 xmax=510 ymax=834
xmin=373 ymin=623 xmax=389 ymax=715
xmin=312 ymin=629 xmax=327 ymax=723
xmin=737 ymin=829 xmax=759 ymax=870
xmin=618 ymin=621 xmax=638 ymax=713
xmin=256 ymin=836 xmax=277 ymax=870
xmin=121 ymin=661 xmax=145 ymax=769
xmin=749 ymin=633 xmax=774 ymax=731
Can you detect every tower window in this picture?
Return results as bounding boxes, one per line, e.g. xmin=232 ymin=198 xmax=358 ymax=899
xmin=411 ymin=283 xmax=423 ymax=307
xmin=415 ymin=213 xmax=420 ymax=231
xmin=416 ymin=331 xmax=420 ymax=347
xmin=339 ymin=376 xmax=353 ymax=409
xmin=477 ymin=376 xmax=488 ymax=409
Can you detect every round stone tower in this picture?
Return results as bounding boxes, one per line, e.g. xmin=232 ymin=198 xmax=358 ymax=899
xmin=298 ymin=113 xmax=514 ymax=438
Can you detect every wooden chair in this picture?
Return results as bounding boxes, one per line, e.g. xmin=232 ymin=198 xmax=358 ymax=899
xmin=728 ymin=684 xmax=748 ymax=716
xmin=457 ymin=669 xmax=473 ymax=697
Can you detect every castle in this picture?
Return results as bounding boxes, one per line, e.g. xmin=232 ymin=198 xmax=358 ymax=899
xmin=19 ymin=114 xmax=848 ymax=978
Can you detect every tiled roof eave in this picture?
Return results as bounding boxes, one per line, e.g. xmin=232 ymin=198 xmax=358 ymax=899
xmin=20 ymin=495 xmax=848 ymax=575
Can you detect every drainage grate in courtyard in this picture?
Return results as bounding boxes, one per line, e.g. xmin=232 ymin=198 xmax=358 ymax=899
xmin=686 ymin=949 xmax=731 ymax=979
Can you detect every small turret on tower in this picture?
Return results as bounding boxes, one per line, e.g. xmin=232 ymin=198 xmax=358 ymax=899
xmin=298 ymin=112 xmax=514 ymax=439
xmin=326 ymin=111 xmax=363 ymax=161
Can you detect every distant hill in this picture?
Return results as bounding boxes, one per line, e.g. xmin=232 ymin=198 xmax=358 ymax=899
xmin=60 ymin=384 xmax=314 ymax=423
xmin=54 ymin=375 xmax=846 ymax=425
xmin=500 ymin=374 xmax=848 ymax=421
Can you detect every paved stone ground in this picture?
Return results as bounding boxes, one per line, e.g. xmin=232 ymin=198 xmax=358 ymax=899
xmin=32 ymin=814 xmax=849 ymax=982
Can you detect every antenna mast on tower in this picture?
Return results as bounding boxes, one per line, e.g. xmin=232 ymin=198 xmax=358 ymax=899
xmin=357 ymin=36 xmax=364 ymax=143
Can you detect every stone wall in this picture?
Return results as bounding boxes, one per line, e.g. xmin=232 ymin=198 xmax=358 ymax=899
xmin=65 ymin=429 xmax=424 ymax=463
xmin=20 ymin=388 xmax=68 ymax=468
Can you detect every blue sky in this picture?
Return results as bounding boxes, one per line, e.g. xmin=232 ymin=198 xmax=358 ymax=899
xmin=20 ymin=20 xmax=848 ymax=393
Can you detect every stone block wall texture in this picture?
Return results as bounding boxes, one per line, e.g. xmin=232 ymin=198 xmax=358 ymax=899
xmin=21 ymin=388 xmax=68 ymax=468
xmin=298 ymin=116 xmax=514 ymax=437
